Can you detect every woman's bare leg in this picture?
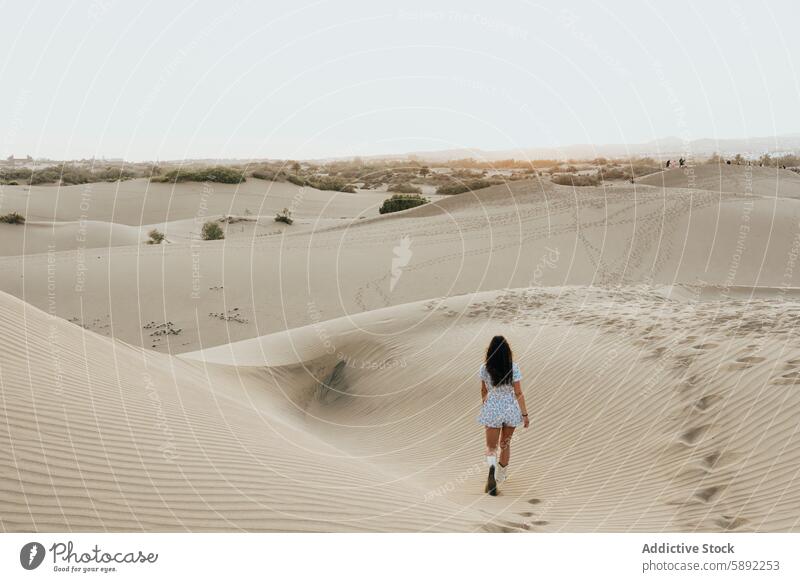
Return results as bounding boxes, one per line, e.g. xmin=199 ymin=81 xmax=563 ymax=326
xmin=485 ymin=427 xmax=501 ymax=460
xmin=499 ymin=425 xmax=515 ymax=466
xmin=484 ymin=427 xmax=501 ymax=494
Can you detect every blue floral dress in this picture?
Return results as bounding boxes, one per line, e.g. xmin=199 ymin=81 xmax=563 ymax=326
xmin=477 ymin=363 xmax=523 ymax=428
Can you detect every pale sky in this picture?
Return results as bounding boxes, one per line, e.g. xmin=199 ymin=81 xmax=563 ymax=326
xmin=1 ymin=0 xmax=798 ymax=161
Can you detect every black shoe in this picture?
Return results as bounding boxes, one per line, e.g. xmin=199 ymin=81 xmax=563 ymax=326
xmin=485 ymin=466 xmax=497 ymax=496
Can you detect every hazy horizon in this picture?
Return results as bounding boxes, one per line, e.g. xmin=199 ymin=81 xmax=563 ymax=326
xmin=2 ymin=0 xmax=799 ymax=162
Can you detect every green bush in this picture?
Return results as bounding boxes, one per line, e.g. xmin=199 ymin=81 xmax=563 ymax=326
xmin=286 ymin=174 xmax=307 ymax=186
xmin=388 ymin=182 xmax=422 ymax=194
xmin=147 ymin=228 xmax=165 ymax=244
xmin=274 ymin=208 xmax=293 ymax=225
xmin=379 ymin=194 xmax=429 ymax=214
xmin=598 ymin=163 xmax=661 ymax=181
xmin=0 ymin=211 xmax=25 ymax=224
xmin=550 ymin=173 xmax=600 ymax=187
xmin=0 ymin=165 xmax=138 ymax=185
xmin=310 ymin=176 xmax=356 ymax=193
xmin=435 ymin=179 xmax=500 ymax=195
xmin=201 ymin=221 xmax=225 ymax=240
xmin=154 ymin=166 xmax=246 ymax=184
xmin=598 ymin=166 xmax=627 ymax=180
xmin=286 ymin=174 xmax=356 ymax=193
xmin=252 ymin=169 xmax=286 ymax=181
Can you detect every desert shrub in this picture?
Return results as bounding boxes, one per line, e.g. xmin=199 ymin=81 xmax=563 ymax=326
xmin=379 ymin=194 xmax=429 ymax=214
xmin=598 ymin=166 xmax=627 ymax=180
xmin=274 ymin=208 xmax=293 ymax=225
xmin=550 ymin=173 xmax=601 ymax=187
xmin=201 ymin=221 xmax=225 ymax=240
xmin=436 ymin=182 xmax=471 ymax=195
xmin=547 ymin=164 xmax=579 ymax=175
xmin=252 ymin=169 xmax=286 ymax=181
xmin=286 ymin=174 xmax=307 ymax=186
xmin=147 ymin=228 xmax=165 ymax=244
xmin=450 ymin=169 xmax=485 ymax=179
xmin=388 ymin=182 xmax=422 ymax=194
xmin=94 ymin=167 xmax=136 ymax=182
xmin=358 ymin=170 xmax=394 ymax=189
xmin=435 ymin=179 xmax=500 ymax=195
xmin=0 ymin=211 xmax=25 ymax=224
xmin=2 ymin=165 xmax=136 ymax=185
xmin=629 ymin=164 xmax=661 ymax=178
xmin=509 ymin=170 xmax=537 ymax=180
xmin=154 ymin=166 xmax=246 ymax=184
xmin=751 ymin=153 xmax=800 ymax=168
xmin=286 ymin=174 xmax=356 ymax=193
xmin=0 ymin=168 xmax=32 ymax=182
xmin=595 ymin=163 xmax=661 ymax=182
xmin=309 ymin=176 xmax=356 ymax=193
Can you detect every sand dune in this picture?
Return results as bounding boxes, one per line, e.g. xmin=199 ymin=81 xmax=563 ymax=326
xmin=3 ymin=283 xmax=799 ymax=531
xmin=0 ymin=177 xmax=387 ymax=225
xmin=0 ymin=289 xmax=495 ymax=532
xmin=0 ymin=213 xmax=364 ymax=256
xmin=637 ymin=164 xmax=800 ymax=199
xmin=3 ymin=167 xmax=800 ymax=532
xmin=0 ymin=214 xmax=368 ymax=257
xmin=3 ymin=177 xmax=800 ymax=353
xmin=181 ymin=286 xmax=800 ymax=532
xmin=0 ymin=220 xmax=142 ymax=256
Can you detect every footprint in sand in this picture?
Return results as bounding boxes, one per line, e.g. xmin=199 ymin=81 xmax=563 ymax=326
xmin=481 ymin=523 xmax=516 ymax=533
xmin=694 ymin=485 xmax=722 ymax=503
xmin=692 ymin=343 xmax=718 ymax=351
xmin=714 ymin=515 xmax=748 ymax=531
xmin=672 ymin=353 xmax=698 ymax=370
xmin=729 ymin=355 xmax=766 ymax=370
xmin=528 ymin=498 xmax=542 ymax=505
xmin=701 ymin=450 xmax=742 ymax=470
xmin=694 ymin=394 xmax=722 ymax=411
xmin=514 ymin=519 xmax=549 ymax=530
xmin=773 ymin=370 xmax=800 ymax=385
xmin=677 ymin=374 xmax=706 ymax=394
xmin=679 ymin=424 xmax=711 ymax=445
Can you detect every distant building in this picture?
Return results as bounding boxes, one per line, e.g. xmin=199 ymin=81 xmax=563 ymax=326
xmin=4 ymin=154 xmax=34 ymax=167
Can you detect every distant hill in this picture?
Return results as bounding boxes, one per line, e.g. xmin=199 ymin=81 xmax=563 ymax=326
xmin=637 ymin=164 xmax=800 ymax=199
xmin=322 ymin=134 xmax=800 ymax=163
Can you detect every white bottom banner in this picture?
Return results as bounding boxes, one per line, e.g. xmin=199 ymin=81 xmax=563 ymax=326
xmin=1 ymin=533 xmax=797 ymax=581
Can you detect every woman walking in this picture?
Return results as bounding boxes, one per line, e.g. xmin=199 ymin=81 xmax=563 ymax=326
xmin=477 ymin=335 xmax=529 ymax=496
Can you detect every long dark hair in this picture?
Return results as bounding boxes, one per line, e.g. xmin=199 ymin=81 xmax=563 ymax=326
xmin=485 ymin=335 xmax=513 ymax=386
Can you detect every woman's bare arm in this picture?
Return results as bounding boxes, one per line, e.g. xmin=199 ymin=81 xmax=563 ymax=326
xmin=480 ymin=380 xmax=488 ymax=403
xmin=513 ymin=380 xmax=530 ymax=427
